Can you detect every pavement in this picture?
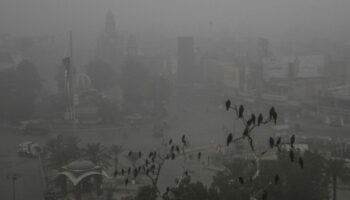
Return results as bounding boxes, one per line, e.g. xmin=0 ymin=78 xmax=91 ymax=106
xmin=0 ymin=131 xmax=48 ymax=200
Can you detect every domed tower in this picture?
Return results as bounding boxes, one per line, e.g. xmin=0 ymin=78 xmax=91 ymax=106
xmin=75 ymin=73 xmax=92 ymax=91
xmin=105 ymin=10 xmax=116 ymax=36
xmin=96 ymin=10 xmax=124 ymax=74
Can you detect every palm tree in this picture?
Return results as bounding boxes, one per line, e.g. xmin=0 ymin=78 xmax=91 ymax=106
xmin=326 ymin=158 xmax=350 ymax=200
xmin=82 ymin=143 xmax=112 ymax=169
xmin=45 ymin=135 xmax=81 ymax=169
xmin=110 ymin=145 xmax=123 ymax=171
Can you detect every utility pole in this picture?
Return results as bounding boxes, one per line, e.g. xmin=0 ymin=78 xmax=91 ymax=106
xmin=7 ymin=173 xmax=20 ymax=200
xmin=256 ymin=38 xmax=269 ymax=110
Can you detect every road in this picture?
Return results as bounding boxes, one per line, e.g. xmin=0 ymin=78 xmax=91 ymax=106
xmin=0 ymin=131 xmax=48 ymax=200
xmin=1 ymin=93 xmax=349 ymax=199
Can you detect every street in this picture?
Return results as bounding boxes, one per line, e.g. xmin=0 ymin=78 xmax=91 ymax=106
xmin=0 ymin=131 xmax=47 ymax=200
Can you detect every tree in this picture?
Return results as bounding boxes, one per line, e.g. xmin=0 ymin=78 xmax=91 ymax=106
xmin=163 ymin=176 xmax=213 ymax=200
xmin=211 ymin=151 xmax=330 ymax=200
xmin=82 ymin=143 xmax=112 ymax=169
xmin=0 ymin=60 xmax=42 ymax=122
xmin=135 ymin=185 xmax=158 ymax=200
xmin=85 ymin=59 xmax=117 ymax=90
xmin=45 ymin=135 xmax=81 ymax=170
xmin=110 ymin=145 xmax=123 ymax=171
xmin=326 ymin=158 xmax=350 ymax=200
xmin=118 ymin=135 xmax=190 ymax=199
xmin=221 ymin=100 xmax=314 ymax=200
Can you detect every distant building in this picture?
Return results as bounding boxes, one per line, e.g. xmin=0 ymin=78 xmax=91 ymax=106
xmin=262 ymin=55 xmax=324 ymax=81
xmin=177 ymin=36 xmax=195 ymax=85
xmin=96 ymin=10 xmax=124 ymax=73
xmin=126 ymin=34 xmax=139 ymax=58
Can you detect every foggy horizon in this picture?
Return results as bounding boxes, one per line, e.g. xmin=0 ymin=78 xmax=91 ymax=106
xmin=1 ymin=0 xmax=350 ymax=200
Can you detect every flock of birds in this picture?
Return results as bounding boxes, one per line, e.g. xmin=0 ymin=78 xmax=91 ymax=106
xmin=225 ymin=100 xmax=305 ymax=200
xmin=112 ymin=134 xmax=199 ymax=189
xmin=111 ymin=100 xmax=304 ymax=200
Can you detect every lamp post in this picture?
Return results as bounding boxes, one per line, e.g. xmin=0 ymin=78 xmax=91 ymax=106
xmin=7 ymin=173 xmax=20 ymax=200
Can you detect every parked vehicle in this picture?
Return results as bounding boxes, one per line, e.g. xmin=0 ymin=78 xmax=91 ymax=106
xmin=17 ymin=141 xmax=42 ymax=157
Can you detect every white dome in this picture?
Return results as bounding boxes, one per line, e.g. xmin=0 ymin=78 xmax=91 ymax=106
xmin=76 ymin=73 xmax=91 ymax=90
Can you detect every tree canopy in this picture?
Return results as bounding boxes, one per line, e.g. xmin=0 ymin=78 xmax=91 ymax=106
xmin=0 ymin=60 xmax=42 ymax=122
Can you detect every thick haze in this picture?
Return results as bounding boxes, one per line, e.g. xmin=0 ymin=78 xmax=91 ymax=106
xmin=1 ymin=0 xmax=350 ymax=41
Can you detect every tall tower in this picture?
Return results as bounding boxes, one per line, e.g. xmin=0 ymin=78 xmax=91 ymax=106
xmin=96 ymin=10 xmax=124 ymax=73
xmin=177 ymin=36 xmax=195 ymax=85
xmin=105 ymin=10 xmax=116 ymax=36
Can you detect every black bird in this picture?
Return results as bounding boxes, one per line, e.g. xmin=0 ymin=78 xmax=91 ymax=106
xmin=128 ymin=151 xmax=133 ymax=156
xmin=238 ymin=177 xmax=244 ymax=184
xmin=273 ymin=112 xmax=278 ymax=124
xmin=113 ymin=170 xmax=118 ymax=177
xmin=146 ymin=168 xmax=150 ymax=175
xmin=227 ymin=133 xmax=233 ymax=146
xmin=166 ymin=187 xmax=170 ymax=194
xmin=299 ymin=157 xmax=304 ymax=169
xmin=182 ymin=135 xmax=186 ymax=145
xmin=269 ymin=107 xmax=275 ymax=120
xmin=276 ymin=137 xmax=282 ymax=146
xmin=125 ymin=178 xmax=129 ymax=186
xmin=269 ymin=137 xmax=275 ymax=148
xmin=176 ymin=145 xmax=180 ymax=154
xmin=225 ymin=100 xmax=231 ymax=111
xmin=197 ymin=152 xmax=201 ymax=160
xmin=290 ymin=135 xmax=295 ymax=148
xmin=289 ymin=150 xmax=294 ymax=162
xmin=251 ymin=114 xmax=256 ymax=125
xmin=258 ymin=114 xmax=263 ymax=126
xmin=243 ymin=127 xmax=249 ymax=138
xmin=171 ymin=153 xmax=175 ymax=160
xmin=262 ymin=190 xmax=268 ymax=200
xmin=121 ymin=169 xmax=125 ymax=175
xmin=171 ymin=145 xmax=175 ymax=152
xmin=139 ymin=152 xmax=142 ymax=158
xmin=238 ymin=105 xmax=244 ymax=118
xmin=128 ymin=167 xmax=131 ymax=175
xmin=184 ymin=171 xmax=189 ymax=176
xmin=274 ymin=174 xmax=279 ymax=184
xmin=249 ymin=138 xmax=254 ymax=152
xmin=169 ymin=139 xmax=173 ymax=145
xmin=247 ymin=118 xmax=253 ymax=126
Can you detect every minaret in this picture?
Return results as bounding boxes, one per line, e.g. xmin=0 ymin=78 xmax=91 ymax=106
xmin=96 ymin=10 xmax=124 ymax=73
xmin=105 ymin=10 xmax=116 ymax=36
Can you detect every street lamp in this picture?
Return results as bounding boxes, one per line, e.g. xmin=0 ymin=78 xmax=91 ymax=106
xmin=7 ymin=173 xmax=20 ymax=200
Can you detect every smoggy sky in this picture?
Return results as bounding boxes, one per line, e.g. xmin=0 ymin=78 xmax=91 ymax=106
xmin=1 ymin=0 xmax=349 ymax=40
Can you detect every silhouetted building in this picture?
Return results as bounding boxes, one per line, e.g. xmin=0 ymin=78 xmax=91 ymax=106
xmin=96 ymin=10 xmax=124 ymax=73
xmin=126 ymin=34 xmax=138 ymax=58
xmin=177 ymin=36 xmax=195 ymax=85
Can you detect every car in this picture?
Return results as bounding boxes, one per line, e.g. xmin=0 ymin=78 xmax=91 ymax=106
xmin=17 ymin=141 xmax=42 ymax=157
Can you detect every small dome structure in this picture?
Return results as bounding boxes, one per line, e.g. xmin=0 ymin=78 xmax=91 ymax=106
xmin=57 ymin=160 xmax=107 ymax=186
xmin=76 ymin=73 xmax=91 ymax=90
